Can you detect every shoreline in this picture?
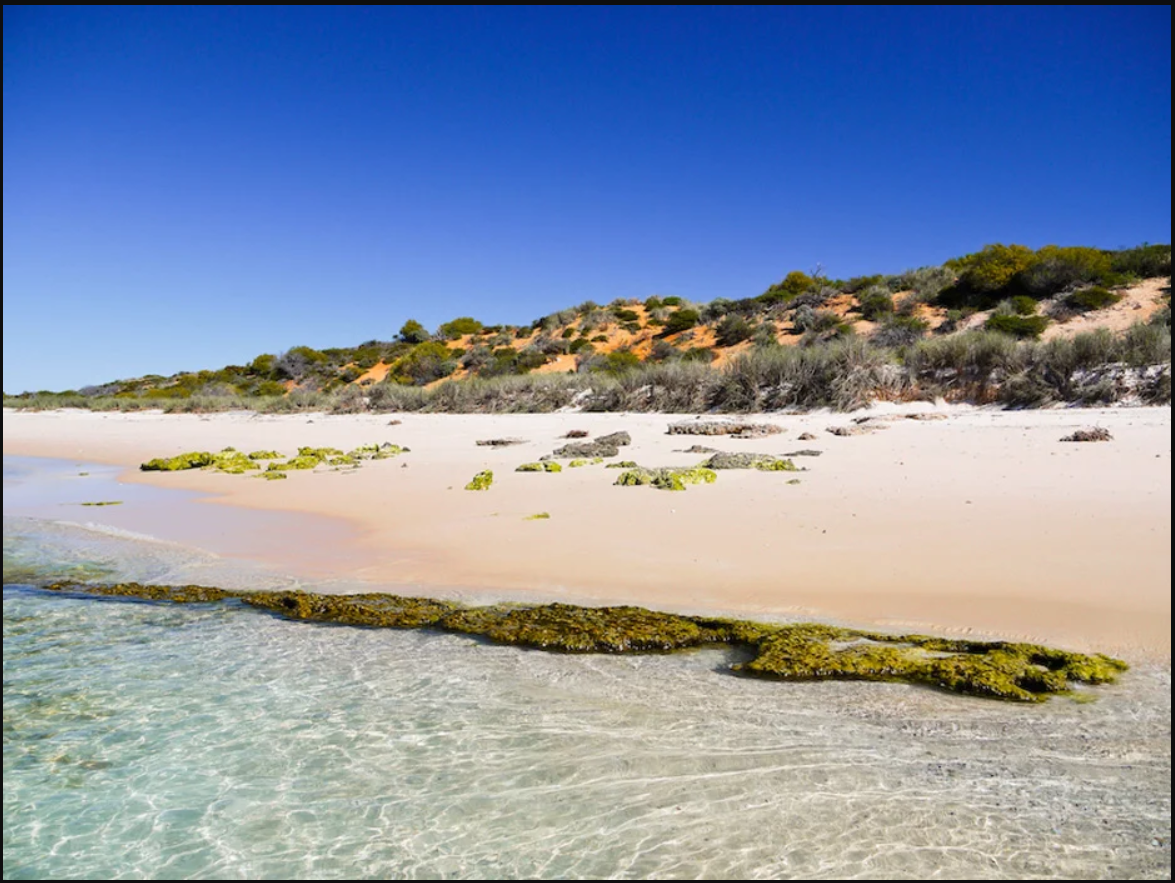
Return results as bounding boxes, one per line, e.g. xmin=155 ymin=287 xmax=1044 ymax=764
xmin=4 ymin=404 xmax=1171 ymax=661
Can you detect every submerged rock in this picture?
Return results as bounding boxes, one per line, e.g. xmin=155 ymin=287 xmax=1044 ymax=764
xmin=36 ymin=581 xmax=1129 ymax=703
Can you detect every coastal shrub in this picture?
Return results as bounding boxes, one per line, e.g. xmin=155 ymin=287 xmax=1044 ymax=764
xmin=985 ymin=314 xmax=1049 ymax=339
xmin=438 ymin=317 xmax=483 ymax=339
xmin=858 ymin=288 xmax=894 ymax=321
xmin=1010 ymin=295 xmax=1039 ymax=316
xmin=1016 ymin=246 xmax=1115 ymax=298
xmin=870 ymin=316 xmax=928 ymax=349
xmin=711 ymin=338 xmax=895 ymax=412
xmin=392 ymin=342 xmax=459 ymax=385
xmin=715 ymin=314 xmax=754 ymax=347
xmin=612 ymin=308 xmax=640 ymax=323
xmin=662 ymin=309 xmax=700 ymax=336
xmin=946 ymin=243 xmax=1037 ymax=295
xmin=1066 ymin=287 xmax=1123 ymax=312
xmin=1110 ymin=243 xmax=1171 ymax=278
xmin=660 ymin=296 xmax=683 ymax=307
xmin=273 ymin=346 xmax=329 ymax=381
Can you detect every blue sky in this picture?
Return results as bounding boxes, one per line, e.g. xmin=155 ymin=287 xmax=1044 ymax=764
xmin=4 ymin=6 xmax=1170 ymax=393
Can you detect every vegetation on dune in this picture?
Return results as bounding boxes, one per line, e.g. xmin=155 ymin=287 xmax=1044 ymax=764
xmin=4 ymin=242 xmax=1168 ymax=412
xmin=32 ymin=581 xmax=1129 ymax=703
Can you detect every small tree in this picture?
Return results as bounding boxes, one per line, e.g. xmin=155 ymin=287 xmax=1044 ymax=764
xmin=398 ymin=319 xmax=431 ymax=344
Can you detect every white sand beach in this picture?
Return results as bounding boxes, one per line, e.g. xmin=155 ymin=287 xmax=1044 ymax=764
xmin=4 ymin=404 xmax=1170 ymax=659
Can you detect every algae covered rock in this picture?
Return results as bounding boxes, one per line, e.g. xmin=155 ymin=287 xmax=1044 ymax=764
xmin=440 ymin=603 xmax=710 ymax=653
xmin=465 ymin=470 xmax=494 ymax=491
xmin=736 ymin=626 xmax=1129 ymax=702
xmin=140 ymin=451 xmax=215 ymax=471
xmin=32 ymin=581 xmax=1129 ymax=702
xmin=614 ymin=466 xmax=717 ymax=491
xmin=701 ymin=453 xmax=799 ymax=471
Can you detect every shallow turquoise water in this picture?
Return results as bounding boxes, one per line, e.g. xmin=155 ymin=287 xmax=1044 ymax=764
xmin=3 ymin=458 xmax=1170 ymax=879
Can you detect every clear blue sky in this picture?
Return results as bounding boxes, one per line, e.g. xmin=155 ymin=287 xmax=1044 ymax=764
xmin=4 ymin=6 xmax=1170 ymax=393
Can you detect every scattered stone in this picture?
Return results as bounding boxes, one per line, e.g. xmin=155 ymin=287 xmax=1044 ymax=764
xmin=476 ymin=438 xmax=527 ymax=447
xmin=668 ymin=420 xmax=782 ymax=438
xmin=797 ymin=432 xmax=817 ymax=440
xmin=562 ymin=429 xmax=589 ymax=438
xmin=676 ymin=444 xmax=720 ymax=454
xmin=551 ymin=431 xmax=630 ymax=459
xmin=783 ymin=449 xmax=823 ymax=457
xmin=826 ymin=424 xmax=886 ymax=437
xmin=79 ymin=501 xmax=123 ymax=507
xmin=1060 ymin=427 xmax=1113 ymax=442
xmin=701 ymin=453 xmax=800 ymax=472
xmin=387 ymin=419 xmax=402 ymax=426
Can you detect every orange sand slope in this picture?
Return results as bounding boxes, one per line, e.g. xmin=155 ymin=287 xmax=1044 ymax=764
xmin=3 ymin=405 xmax=1170 ymax=660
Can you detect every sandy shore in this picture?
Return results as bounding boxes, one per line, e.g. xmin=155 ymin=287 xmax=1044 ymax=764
xmin=4 ymin=404 xmax=1170 ymax=660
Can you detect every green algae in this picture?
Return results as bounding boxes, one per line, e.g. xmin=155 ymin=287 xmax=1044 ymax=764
xmin=258 ymin=471 xmax=288 ymax=480
xmin=701 ymin=453 xmax=799 ymax=471
xmin=605 ymin=460 xmax=639 ymax=469
xmin=140 ymin=451 xmax=216 ymax=471
xmin=465 ymin=470 xmax=494 ymax=491
xmin=614 ymin=466 xmax=718 ymax=491
xmin=144 ymin=443 xmax=407 ymax=478
xmin=567 ymin=459 xmax=590 ymax=468
xmin=515 ymin=459 xmax=564 ymax=472
xmin=32 ymin=581 xmax=1129 ymax=703
xmin=525 ymin=512 xmax=551 ymax=520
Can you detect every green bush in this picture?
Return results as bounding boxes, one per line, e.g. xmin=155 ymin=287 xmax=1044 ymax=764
xmin=438 ymin=317 xmax=484 ymax=339
xmin=1066 ymin=287 xmax=1123 ymax=312
xmin=393 ymin=342 xmax=458 ymax=385
xmin=947 ymin=243 xmax=1036 ymax=292
xmin=858 ymin=288 xmax=894 ymax=321
xmin=1010 ymin=295 xmax=1038 ymax=316
xmin=660 ymin=296 xmax=683 ymax=307
xmin=612 ymin=308 xmax=640 ymax=323
xmin=715 ymin=314 xmax=754 ymax=347
xmin=1109 ymin=243 xmax=1171 ymax=278
xmin=398 ymin=320 xmax=431 ymax=344
xmin=985 ymin=314 xmax=1049 ymax=339
xmin=662 ymin=309 xmax=700 ymax=335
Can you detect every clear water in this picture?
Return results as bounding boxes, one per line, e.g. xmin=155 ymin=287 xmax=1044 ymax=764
xmin=3 ymin=458 xmax=1170 ymax=879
